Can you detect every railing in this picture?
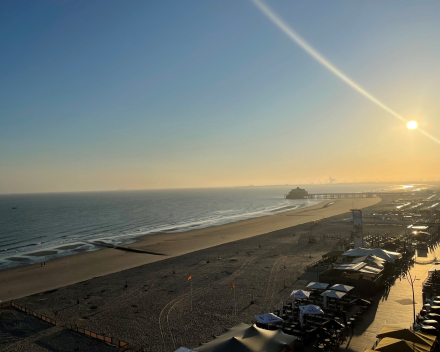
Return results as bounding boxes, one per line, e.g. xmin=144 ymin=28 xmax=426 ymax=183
xmin=11 ymin=302 xmax=58 ymax=325
xmin=4 ymin=302 xmax=131 ymax=351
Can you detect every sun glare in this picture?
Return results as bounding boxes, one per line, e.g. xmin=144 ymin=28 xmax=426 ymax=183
xmin=252 ymin=0 xmax=440 ymax=146
xmin=407 ymin=121 xmax=418 ymax=130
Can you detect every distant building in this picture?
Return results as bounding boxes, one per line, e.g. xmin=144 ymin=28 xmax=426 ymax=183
xmin=286 ymin=187 xmax=308 ymax=199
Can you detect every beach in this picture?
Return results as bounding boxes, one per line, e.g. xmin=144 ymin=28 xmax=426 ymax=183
xmin=3 ymin=195 xmax=387 ymax=351
xmin=0 ymin=197 xmax=379 ymax=302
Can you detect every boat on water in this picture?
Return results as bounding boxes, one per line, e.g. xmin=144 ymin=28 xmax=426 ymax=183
xmin=285 ymin=187 xmax=309 ymax=199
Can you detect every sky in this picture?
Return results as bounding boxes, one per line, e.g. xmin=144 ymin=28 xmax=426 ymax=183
xmin=1 ymin=0 xmax=440 ymax=194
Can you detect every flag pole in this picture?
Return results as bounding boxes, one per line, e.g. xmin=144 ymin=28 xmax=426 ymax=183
xmin=234 ymin=285 xmax=237 ymax=316
xmin=190 ymin=278 xmax=193 ymax=311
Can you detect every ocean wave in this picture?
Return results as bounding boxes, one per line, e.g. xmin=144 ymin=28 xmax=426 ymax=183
xmin=0 ymin=199 xmax=319 ymax=268
xmin=4 ymin=186 xmax=378 ymax=269
xmin=93 ymin=200 xmax=318 ymax=243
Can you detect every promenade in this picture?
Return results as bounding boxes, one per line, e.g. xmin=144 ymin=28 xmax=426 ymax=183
xmin=342 ymin=249 xmax=437 ymax=351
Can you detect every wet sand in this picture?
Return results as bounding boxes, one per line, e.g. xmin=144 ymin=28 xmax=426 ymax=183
xmin=6 ymin=257 xmax=32 ymax=262
xmin=0 ymin=197 xmax=380 ymax=301
xmin=55 ymin=244 xmax=85 ymax=250
xmin=26 ymin=251 xmax=58 ymax=257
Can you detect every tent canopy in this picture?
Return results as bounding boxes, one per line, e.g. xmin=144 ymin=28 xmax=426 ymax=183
xmin=375 ymin=337 xmax=431 ymax=352
xmin=352 ymin=254 xmax=386 ymax=268
xmin=254 ymin=313 xmax=283 ymax=324
xmin=307 ymin=282 xmax=329 ymax=290
xmin=199 ymin=337 xmax=253 ymax=352
xmin=343 ymin=248 xmax=400 ymax=263
xmin=377 ymin=326 xmax=436 ymax=347
xmin=321 ymin=290 xmax=346 ymax=299
xmin=194 ymin=323 xmax=296 ymax=352
xmin=330 ymin=284 xmax=354 ymax=293
xmin=290 ymin=290 xmax=311 ymax=299
xmin=299 ymin=305 xmax=324 ymax=315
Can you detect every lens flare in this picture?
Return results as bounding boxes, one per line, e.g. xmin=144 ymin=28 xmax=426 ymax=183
xmin=251 ymin=0 xmax=440 ymax=146
xmin=407 ymin=121 xmax=418 ymax=130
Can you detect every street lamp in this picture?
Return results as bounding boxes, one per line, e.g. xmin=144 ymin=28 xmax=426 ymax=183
xmin=406 ymin=271 xmax=420 ymax=327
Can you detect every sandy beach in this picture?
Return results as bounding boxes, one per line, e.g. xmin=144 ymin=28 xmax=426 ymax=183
xmin=0 ymin=197 xmax=380 ymax=302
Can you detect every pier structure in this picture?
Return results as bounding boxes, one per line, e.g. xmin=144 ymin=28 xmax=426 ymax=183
xmin=288 ymin=192 xmax=416 ymax=199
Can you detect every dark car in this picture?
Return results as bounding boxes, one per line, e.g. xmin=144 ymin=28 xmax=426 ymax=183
xmin=421 ymin=319 xmax=440 ymax=330
xmin=421 ymin=325 xmax=439 ymax=337
xmin=425 ymin=313 xmax=440 ymax=323
xmin=429 ymin=306 xmax=440 ymax=315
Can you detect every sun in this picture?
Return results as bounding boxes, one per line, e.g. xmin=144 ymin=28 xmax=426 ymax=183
xmin=407 ymin=121 xmax=418 ymax=130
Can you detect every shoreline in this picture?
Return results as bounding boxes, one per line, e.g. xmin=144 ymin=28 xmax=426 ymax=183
xmin=1 ymin=201 xmax=319 ymax=266
xmin=0 ymin=197 xmax=380 ymax=301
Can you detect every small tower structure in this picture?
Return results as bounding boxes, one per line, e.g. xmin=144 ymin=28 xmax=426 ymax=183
xmin=352 ymin=209 xmax=363 ymax=248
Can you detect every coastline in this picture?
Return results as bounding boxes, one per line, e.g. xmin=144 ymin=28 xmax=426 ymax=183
xmin=0 ymin=197 xmax=380 ymax=301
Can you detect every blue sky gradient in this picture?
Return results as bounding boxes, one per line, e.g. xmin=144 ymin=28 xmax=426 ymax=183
xmin=2 ymin=0 xmax=440 ymax=193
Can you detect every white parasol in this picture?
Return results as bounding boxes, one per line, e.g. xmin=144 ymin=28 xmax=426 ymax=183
xmin=321 ymin=290 xmax=346 ymax=299
xmin=254 ymin=313 xmax=283 ymax=324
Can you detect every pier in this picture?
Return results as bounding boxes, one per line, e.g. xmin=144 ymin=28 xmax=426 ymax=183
xmin=285 ymin=187 xmax=426 ymax=200
xmin=303 ymin=192 xmax=414 ymax=199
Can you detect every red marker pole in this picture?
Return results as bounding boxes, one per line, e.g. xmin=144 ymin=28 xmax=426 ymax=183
xmin=232 ymin=283 xmax=236 ymax=316
xmin=234 ymin=286 xmax=236 ymax=316
xmin=188 ymin=275 xmax=193 ymax=311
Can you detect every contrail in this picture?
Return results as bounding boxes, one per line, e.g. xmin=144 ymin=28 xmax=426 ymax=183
xmin=251 ymin=0 xmax=440 ymax=145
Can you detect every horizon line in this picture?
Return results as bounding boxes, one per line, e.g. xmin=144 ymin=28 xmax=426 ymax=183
xmin=1 ymin=180 xmax=439 ymax=196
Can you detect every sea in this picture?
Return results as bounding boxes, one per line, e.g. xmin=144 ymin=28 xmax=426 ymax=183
xmin=0 ymin=184 xmax=401 ymax=270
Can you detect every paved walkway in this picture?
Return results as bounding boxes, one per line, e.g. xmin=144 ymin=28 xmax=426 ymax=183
xmin=340 ymin=248 xmax=438 ymax=352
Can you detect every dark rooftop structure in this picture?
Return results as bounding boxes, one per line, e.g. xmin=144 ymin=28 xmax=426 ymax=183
xmin=285 ymin=187 xmax=309 ymax=199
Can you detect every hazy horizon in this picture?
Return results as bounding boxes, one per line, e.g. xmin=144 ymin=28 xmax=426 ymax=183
xmin=1 ymin=180 xmax=439 ymax=196
xmin=2 ymin=0 xmax=440 ymax=194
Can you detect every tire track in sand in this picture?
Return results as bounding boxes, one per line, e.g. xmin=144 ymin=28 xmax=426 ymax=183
xmin=160 ymin=258 xmax=254 ymax=351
